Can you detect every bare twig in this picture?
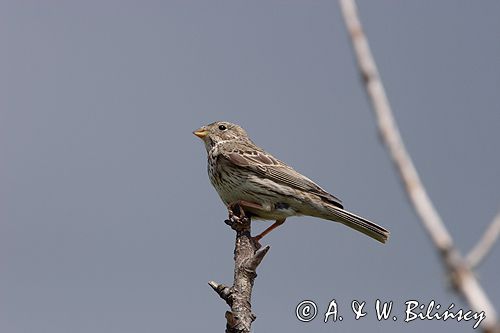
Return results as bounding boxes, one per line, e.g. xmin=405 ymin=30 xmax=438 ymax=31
xmin=467 ymin=210 xmax=500 ymax=269
xmin=339 ymin=0 xmax=498 ymax=331
xmin=209 ymin=207 xmax=270 ymax=333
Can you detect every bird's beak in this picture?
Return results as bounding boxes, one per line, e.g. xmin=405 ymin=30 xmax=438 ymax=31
xmin=193 ymin=128 xmax=208 ymax=139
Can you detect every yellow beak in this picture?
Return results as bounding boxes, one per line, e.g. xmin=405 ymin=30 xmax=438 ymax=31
xmin=193 ymin=128 xmax=208 ymax=139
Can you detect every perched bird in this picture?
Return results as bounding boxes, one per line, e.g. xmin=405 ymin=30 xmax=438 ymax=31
xmin=193 ymin=121 xmax=389 ymax=243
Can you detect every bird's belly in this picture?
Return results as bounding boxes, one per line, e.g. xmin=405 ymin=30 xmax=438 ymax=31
xmin=212 ymin=173 xmax=299 ymax=221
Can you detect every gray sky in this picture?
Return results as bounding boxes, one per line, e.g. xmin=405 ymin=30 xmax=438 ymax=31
xmin=1 ymin=1 xmax=499 ymax=332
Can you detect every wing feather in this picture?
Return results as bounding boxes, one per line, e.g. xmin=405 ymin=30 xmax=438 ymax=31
xmin=223 ymin=147 xmax=343 ymax=208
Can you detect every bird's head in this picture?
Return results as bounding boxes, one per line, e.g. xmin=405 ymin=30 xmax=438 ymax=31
xmin=193 ymin=121 xmax=249 ymax=151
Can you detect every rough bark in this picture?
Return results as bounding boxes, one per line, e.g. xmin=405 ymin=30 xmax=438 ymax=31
xmin=209 ymin=206 xmax=270 ymax=333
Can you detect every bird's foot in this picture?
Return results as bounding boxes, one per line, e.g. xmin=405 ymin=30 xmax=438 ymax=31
xmin=225 ymin=202 xmax=249 ymax=231
xmin=227 ymin=202 xmax=246 ymax=220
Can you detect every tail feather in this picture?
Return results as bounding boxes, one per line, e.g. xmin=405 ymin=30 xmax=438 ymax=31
xmin=324 ymin=206 xmax=390 ymax=244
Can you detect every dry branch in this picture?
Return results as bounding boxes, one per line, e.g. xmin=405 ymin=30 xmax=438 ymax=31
xmin=339 ymin=0 xmax=498 ymax=331
xmin=467 ymin=210 xmax=500 ymax=269
xmin=209 ymin=206 xmax=270 ymax=333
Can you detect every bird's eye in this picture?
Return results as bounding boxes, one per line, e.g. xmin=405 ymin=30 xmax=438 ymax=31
xmin=218 ymin=124 xmax=227 ymax=131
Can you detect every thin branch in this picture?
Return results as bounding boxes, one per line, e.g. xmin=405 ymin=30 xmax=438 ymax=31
xmin=209 ymin=207 xmax=270 ymax=333
xmin=467 ymin=210 xmax=500 ymax=269
xmin=339 ymin=0 xmax=498 ymax=331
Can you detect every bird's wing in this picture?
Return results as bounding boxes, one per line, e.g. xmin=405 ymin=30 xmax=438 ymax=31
xmin=221 ymin=146 xmax=343 ymax=208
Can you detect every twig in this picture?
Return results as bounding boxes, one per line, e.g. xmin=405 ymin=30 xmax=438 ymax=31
xmin=467 ymin=210 xmax=500 ymax=269
xmin=209 ymin=206 xmax=270 ymax=333
xmin=339 ymin=0 xmax=498 ymax=331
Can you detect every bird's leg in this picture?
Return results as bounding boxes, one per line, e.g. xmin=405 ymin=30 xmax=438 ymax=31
xmin=254 ymin=218 xmax=286 ymax=241
xmin=226 ymin=200 xmax=266 ymax=249
xmin=227 ymin=200 xmax=264 ymax=219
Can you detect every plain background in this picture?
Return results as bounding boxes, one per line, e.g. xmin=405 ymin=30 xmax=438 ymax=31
xmin=1 ymin=1 xmax=499 ymax=332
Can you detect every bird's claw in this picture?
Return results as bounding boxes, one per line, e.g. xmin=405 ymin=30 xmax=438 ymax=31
xmin=225 ymin=204 xmax=246 ymax=230
xmin=227 ymin=202 xmax=246 ymax=220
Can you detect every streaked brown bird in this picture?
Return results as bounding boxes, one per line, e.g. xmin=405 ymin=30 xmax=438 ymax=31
xmin=193 ymin=121 xmax=389 ymax=243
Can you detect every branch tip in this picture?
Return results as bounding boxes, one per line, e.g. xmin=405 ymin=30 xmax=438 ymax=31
xmin=466 ymin=210 xmax=500 ymax=269
xmin=247 ymin=245 xmax=270 ymax=271
xmin=208 ymin=280 xmax=232 ymax=305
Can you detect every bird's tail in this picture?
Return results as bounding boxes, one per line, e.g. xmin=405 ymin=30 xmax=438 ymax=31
xmin=322 ymin=205 xmax=389 ymax=244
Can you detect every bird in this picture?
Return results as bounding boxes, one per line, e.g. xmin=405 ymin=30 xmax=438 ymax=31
xmin=193 ymin=121 xmax=389 ymax=244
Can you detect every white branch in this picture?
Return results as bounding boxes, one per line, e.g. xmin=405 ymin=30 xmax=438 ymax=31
xmin=339 ymin=0 xmax=498 ymax=331
xmin=467 ymin=210 xmax=500 ymax=269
